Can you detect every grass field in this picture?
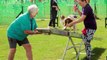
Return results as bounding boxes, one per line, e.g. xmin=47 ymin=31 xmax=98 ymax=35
xmin=0 ymin=18 xmax=107 ymax=60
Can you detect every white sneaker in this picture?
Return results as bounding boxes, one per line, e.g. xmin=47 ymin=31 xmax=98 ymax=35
xmin=63 ymin=27 xmax=66 ymax=30
xmin=47 ymin=26 xmax=51 ymax=29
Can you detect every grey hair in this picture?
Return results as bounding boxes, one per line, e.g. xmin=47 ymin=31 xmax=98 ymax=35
xmin=28 ymin=4 xmax=38 ymax=14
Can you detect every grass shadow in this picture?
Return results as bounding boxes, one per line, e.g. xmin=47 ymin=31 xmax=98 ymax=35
xmin=82 ymin=47 xmax=106 ymax=60
xmin=93 ymin=37 xmax=103 ymax=40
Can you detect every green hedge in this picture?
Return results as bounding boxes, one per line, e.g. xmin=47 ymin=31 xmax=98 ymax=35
xmin=0 ymin=0 xmax=106 ymax=25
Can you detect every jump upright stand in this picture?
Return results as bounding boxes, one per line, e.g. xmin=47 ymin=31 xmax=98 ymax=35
xmin=61 ymin=32 xmax=84 ymax=60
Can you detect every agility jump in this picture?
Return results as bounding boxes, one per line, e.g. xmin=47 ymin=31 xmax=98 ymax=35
xmin=36 ymin=28 xmax=84 ymax=60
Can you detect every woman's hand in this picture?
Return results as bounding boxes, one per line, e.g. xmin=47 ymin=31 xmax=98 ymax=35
xmin=24 ymin=30 xmax=34 ymax=35
xmin=66 ymin=23 xmax=73 ymax=27
xmin=73 ymin=4 xmax=78 ymax=12
xmin=34 ymin=29 xmax=42 ymax=34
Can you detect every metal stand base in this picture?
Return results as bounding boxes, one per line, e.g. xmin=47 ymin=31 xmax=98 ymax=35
xmin=61 ymin=33 xmax=84 ymax=60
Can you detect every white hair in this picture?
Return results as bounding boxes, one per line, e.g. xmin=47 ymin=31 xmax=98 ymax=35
xmin=28 ymin=4 xmax=38 ymax=14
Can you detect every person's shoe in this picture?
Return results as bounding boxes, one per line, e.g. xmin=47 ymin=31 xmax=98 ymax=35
xmin=47 ymin=26 xmax=51 ymax=29
xmin=83 ymin=57 xmax=91 ymax=60
xmin=63 ymin=26 xmax=67 ymax=30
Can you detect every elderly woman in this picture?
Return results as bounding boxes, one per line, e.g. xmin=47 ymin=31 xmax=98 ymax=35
xmin=7 ymin=4 xmax=39 ymax=60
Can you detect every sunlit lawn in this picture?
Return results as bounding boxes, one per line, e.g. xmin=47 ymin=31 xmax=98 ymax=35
xmin=0 ymin=19 xmax=107 ymax=60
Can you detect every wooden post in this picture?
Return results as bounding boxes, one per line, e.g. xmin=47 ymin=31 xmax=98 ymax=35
xmin=30 ymin=0 xmax=33 ymax=3
xmin=16 ymin=0 xmax=24 ymax=18
xmin=21 ymin=0 xmax=23 ymax=3
xmin=105 ymin=18 xmax=107 ymax=28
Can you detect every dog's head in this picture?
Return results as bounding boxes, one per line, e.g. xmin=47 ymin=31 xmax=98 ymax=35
xmin=64 ymin=15 xmax=76 ymax=26
xmin=64 ymin=18 xmax=73 ymax=26
xmin=61 ymin=15 xmax=65 ymax=20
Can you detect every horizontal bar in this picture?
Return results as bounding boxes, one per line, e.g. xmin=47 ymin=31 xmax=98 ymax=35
xmin=36 ymin=28 xmax=82 ymax=38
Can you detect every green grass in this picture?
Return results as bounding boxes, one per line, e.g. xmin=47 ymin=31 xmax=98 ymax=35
xmin=0 ymin=19 xmax=107 ymax=60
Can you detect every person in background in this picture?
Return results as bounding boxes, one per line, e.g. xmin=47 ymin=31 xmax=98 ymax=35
xmin=7 ymin=4 xmax=40 ymax=60
xmin=65 ymin=0 xmax=97 ymax=60
xmin=48 ymin=0 xmax=60 ymax=28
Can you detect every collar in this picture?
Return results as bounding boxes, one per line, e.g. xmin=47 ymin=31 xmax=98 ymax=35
xmin=26 ymin=12 xmax=33 ymax=20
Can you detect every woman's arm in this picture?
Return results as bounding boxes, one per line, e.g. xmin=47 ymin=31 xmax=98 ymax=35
xmin=74 ymin=5 xmax=82 ymax=16
xmin=24 ymin=30 xmax=41 ymax=35
xmin=66 ymin=15 xmax=86 ymax=27
xmin=24 ymin=30 xmax=34 ymax=34
xmin=77 ymin=9 xmax=82 ymax=16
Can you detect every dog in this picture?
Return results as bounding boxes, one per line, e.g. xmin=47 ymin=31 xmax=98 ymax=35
xmin=60 ymin=15 xmax=76 ymax=31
